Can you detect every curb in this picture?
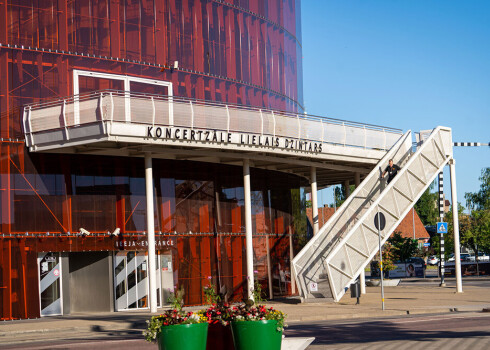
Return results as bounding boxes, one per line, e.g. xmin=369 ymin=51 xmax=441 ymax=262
xmin=279 ymin=307 xmax=487 ymax=323
xmin=0 ymin=323 xmax=142 ymax=338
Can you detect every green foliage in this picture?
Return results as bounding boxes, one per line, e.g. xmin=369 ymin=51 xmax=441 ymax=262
xmin=144 ymin=310 xmax=206 ymax=342
xmin=460 ymin=168 xmax=490 ymax=255
xmin=380 ymin=244 xmax=396 ymax=272
xmin=333 ymin=186 xmax=344 ymax=208
xmin=291 ymin=188 xmax=308 ymax=250
xmin=252 ymin=280 xmax=265 ymax=303
xmin=203 ymin=280 xmax=221 ymax=305
xmin=167 ymin=287 xmax=185 ymax=311
xmin=414 ymin=182 xmax=438 ymax=225
xmin=372 ymin=244 xmax=396 ymax=274
xmin=387 ymin=232 xmax=419 ymax=262
xmin=231 ymin=303 xmax=287 ymax=332
xmin=461 ymin=210 xmax=490 ymax=254
xmin=465 ymin=168 xmax=490 ymax=211
xmin=333 ymin=184 xmax=356 ymax=208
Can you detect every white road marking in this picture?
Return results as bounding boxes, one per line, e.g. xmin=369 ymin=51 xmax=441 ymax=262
xmin=389 ymin=313 xmax=490 ymax=324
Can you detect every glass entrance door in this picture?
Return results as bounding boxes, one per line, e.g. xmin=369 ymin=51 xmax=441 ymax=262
xmin=114 ymin=251 xmax=159 ymax=311
xmin=114 ymin=251 xmax=173 ymax=311
xmin=38 ymin=253 xmax=62 ymax=316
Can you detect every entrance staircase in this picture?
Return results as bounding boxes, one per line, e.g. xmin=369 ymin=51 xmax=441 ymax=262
xmin=292 ymin=127 xmax=453 ymax=302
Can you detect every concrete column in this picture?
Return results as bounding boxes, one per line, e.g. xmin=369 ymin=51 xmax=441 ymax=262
xmin=354 ymin=173 xmax=361 ymax=187
xmin=310 ymin=167 xmax=319 ymax=235
xmin=145 ymin=153 xmax=158 ymax=313
xmin=243 ymin=159 xmax=254 ymax=301
xmin=343 ymin=180 xmax=350 ymax=198
xmin=359 ymin=269 xmax=366 ymax=294
xmin=449 ymin=159 xmax=463 ymax=293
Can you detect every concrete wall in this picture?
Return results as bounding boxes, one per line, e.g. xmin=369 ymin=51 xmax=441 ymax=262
xmin=68 ymin=252 xmax=114 ymax=313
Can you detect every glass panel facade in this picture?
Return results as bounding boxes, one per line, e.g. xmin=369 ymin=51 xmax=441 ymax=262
xmin=1 ymin=144 xmax=302 ymax=314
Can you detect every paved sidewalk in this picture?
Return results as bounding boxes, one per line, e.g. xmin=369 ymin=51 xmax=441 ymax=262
xmin=273 ymin=280 xmax=490 ymax=323
xmin=1 ymin=278 xmax=489 ymax=346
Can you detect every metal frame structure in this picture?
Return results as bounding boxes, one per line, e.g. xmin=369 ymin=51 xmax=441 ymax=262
xmin=293 ymin=126 xmax=454 ymax=301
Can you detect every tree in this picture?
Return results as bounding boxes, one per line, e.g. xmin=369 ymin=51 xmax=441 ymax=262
xmin=333 ymin=184 xmax=356 ymax=208
xmin=465 ymin=168 xmax=490 ymax=211
xmin=291 ymin=188 xmax=308 ymax=250
xmin=387 ymin=232 xmax=418 ymax=262
xmin=462 ymin=210 xmax=490 ymax=256
xmin=414 ymin=181 xmax=438 ymax=226
xmin=371 ymin=244 xmax=396 ymax=277
xmin=462 ymin=167 xmax=490 ymax=257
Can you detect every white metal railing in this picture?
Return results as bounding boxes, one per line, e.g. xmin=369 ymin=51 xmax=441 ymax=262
xmin=293 ymin=126 xmax=453 ymax=301
xmin=23 ymin=90 xmax=402 ymax=151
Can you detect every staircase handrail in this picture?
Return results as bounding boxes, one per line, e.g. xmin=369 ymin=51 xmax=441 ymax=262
xmin=325 ymin=126 xmax=452 ymax=300
xmin=292 ymin=129 xmax=412 ymax=297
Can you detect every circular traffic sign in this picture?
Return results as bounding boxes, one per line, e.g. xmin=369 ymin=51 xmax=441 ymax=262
xmin=374 ymin=212 xmax=386 ymax=231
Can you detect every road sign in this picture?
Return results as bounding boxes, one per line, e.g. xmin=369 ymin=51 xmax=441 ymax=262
xmin=374 ymin=212 xmax=386 ymax=231
xmin=437 ymin=222 xmax=448 ymax=234
xmin=423 ymin=243 xmax=430 ymax=247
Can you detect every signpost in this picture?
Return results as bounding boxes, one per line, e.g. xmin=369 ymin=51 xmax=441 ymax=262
xmin=437 ymin=222 xmax=448 ymax=286
xmin=375 ymin=211 xmax=386 ymax=311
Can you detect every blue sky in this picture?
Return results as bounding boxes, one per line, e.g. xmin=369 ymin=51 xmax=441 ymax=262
xmin=301 ymin=1 xmax=490 ymax=210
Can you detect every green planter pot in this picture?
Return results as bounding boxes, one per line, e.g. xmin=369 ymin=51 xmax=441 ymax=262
xmin=230 ymin=320 xmax=282 ymax=350
xmin=158 ymin=323 xmax=208 ymax=350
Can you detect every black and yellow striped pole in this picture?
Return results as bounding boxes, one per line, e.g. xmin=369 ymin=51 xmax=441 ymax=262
xmin=375 ymin=209 xmax=386 ymax=311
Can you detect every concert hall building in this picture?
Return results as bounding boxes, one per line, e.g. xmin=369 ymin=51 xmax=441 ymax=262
xmin=0 ymin=0 xmax=401 ymax=320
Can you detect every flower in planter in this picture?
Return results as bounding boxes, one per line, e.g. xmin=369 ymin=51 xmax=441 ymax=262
xmin=144 ymin=287 xmax=207 ymax=343
xmin=143 ymin=309 xmax=207 ymax=342
xmin=202 ymin=303 xmax=235 ymax=325
xmin=230 ymin=302 xmax=287 ymax=332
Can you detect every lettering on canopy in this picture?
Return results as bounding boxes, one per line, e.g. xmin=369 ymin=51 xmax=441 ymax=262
xmin=146 ymin=126 xmax=324 ymax=153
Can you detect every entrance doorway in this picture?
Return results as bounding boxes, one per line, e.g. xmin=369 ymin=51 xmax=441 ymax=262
xmin=38 ymin=253 xmax=62 ymax=316
xmin=113 ymin=251 xmax=174 ymax=311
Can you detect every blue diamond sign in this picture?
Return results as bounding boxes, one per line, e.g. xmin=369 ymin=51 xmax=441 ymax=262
xmin=437 ymin=222 xmax=448 ymax=234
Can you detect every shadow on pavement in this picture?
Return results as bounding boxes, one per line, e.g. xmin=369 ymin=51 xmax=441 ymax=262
xmin=285 ymin=318 xmax=490 ymax=346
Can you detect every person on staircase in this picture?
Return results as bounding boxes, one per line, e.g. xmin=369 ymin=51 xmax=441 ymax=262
xmin=381 ymin=159 xmax=401 ymax=184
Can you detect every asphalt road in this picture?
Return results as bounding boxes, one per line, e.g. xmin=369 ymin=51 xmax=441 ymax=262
xmin=287 ymin=312 xmax=490 ymax=349
xmin=3 ymin=312 xmax=490 ymax=350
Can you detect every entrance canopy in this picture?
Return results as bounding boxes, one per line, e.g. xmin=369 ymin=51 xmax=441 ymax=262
xmin=23 ymin=90 xmax=402 ymax=187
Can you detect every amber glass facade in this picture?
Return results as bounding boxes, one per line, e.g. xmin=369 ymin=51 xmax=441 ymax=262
xmin=0 ymin=0 xmax=303 ymax=320
xmin=1 ymin=0 xmax=303 ymax=140
xmin=1 ymin=145 xmax=301 ymax=318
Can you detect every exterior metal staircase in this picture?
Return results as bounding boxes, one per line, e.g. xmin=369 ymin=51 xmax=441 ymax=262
xmin=293 ymin=126 xmax=453 ymax=302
